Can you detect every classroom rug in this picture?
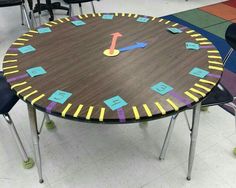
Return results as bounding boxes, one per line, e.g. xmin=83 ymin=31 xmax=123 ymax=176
xmin=163 ymin=0 xmax=236 ymax=115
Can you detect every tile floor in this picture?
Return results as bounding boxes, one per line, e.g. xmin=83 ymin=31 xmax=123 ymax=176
xmin=1 ymin=0 xmax=235 ymax=188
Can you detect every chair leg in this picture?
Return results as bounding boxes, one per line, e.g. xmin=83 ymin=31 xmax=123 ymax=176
xmin=2 ymin=113 xmax=34 ymax=169
xmin=79 ymin=3 xmax=83 ymax=15
xmin=44 ymin=113 xmax=55 ymax=130
xmin=187 ymin=102 xmax=201 ymax=181
xmin=69 ymin=4 xmax=72 ymax=17
xmin=159 ymin=113 xmax=178 ymax=160
xmin=27 ymin=104 xmax=44 ymax=183
xmin=21 ymin=4 xmax=31 ymax=29
xmin=20 ymin=5 xmax=24 ymax=25
xmin=223 ymin=48 xmax=234 ymax=65
xmin=224 ymin=102 xmax=236 ymax=131
xmin=91 ymin=1 xmax=96 ymax=14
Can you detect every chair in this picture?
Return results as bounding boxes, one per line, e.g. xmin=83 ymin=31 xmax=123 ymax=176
xmin=63 ymin=0 xmax=98 ymax=16
xmin=159 ymin=23 xmax=236 ymax=179
xmin=0 ymin=71 xmax=34 ymax=169
xmin=0 ymin=0 xmax=32 ymax=28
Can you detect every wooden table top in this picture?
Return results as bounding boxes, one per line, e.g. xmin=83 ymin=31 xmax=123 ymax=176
xmin=2 ymin=13 xmax=223 ymax=123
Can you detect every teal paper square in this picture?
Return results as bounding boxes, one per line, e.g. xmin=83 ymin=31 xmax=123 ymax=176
xmin=185 ymin=42 xmax=200 ymax=50
xmin=37 ymin=27 xmax=52 ymax=33
xmin=71 ymin=20 xmax=86 ymax=26
xmin=26 ymin=66 xmax=47 ymax=77
xmin=189 ymin=67 xmax=209 ymax=78
xmin=136 ymin=17 xmax=149 ymax=23
xmin=151 ymin=82 xmax=173 ymax=95
xmin=104 ymin=96 xmax=128 ymax=111
xmin=102 ymin=14 xmax=114 ymax=20
xmin=48 ymin=90 xmax=72 ymax=104
xmin=167 ymin=28 xmax=183 ymax=34
xmin=18 ymin=45 xmax=36 ymax=54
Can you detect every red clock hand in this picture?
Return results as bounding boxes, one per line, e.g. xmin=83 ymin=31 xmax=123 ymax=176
xmin=109 ymin=32 xmax=122 ymax=54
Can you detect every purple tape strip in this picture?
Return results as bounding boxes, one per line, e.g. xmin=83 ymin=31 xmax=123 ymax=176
xmin=207 ymin=73 xmax=221 ymax=78
xmin=71 ymin=16 xmax=79 ymax=21
xmin=8 ymin=48 xmax=18 ymax=52
xmin=117 ymin=108 xmax=126 ymax=123
xmin=179 ymin=26 xmax=187 ymax=30
xmin=200 ymin=45 xmax=214 ymax=49
xmin=169 ymin=91 xmax=192 ymax=107
xmin=46 ymin=102 xmax=57 ymax=113
xmin=7 ymin=74 xmax=28 ymax=82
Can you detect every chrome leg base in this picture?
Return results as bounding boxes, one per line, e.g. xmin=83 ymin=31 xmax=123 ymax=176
xmin=139 ymin=121 xmax=148 ymax=129
xmin=44 ymin=113 xmax=55 ymax=130
xmin=233 ymin=148 xmax=236 ymax=156
xmin=23 ymin=157 xmax=35 ymax=169
xmin=186 ymin=176 xmax=191 ymax=181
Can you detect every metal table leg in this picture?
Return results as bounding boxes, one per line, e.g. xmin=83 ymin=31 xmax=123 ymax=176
xmin=187 ymin=102 xmax=201 ymax=180
xmin=27 ymin=104 xmax=44 ymax=183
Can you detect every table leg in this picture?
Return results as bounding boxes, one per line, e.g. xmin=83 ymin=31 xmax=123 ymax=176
xmin=159 ymin=113 xmax=178 ymax=160
xmin=187 ymin=102 xmax=201 ymax=180
xmin=27 ymin=104 xmax=44 ymax=183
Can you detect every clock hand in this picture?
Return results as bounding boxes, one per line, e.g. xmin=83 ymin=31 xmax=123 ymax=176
xmin=109 ymin=32 xmax=122 ymax=54
xmin=118 ymin=42 xmax=148 ymax=52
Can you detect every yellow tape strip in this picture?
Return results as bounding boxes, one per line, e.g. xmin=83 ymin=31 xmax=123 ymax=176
xmin=5 ymin=54 xmax=18 ymax=56
xmin=152 ymin=17 xmax=156 ymax=21
xmin=194 ymin=83 xmax=211 ymax=92
xmin=199 ymin=79 xmax=216 ymax=86
xmin=86 ymin=106 xmax=94 ymax=120
xmin=98 ymin=13 xmax=102 ymax=16
xmin=128 ymin=13 xmax=132 ymax=17
xmin=200 ymin=42 xmax=212 ymax=45
xmin=184 ymin=91 xmax=199 ymax=102
xmin=31 ymin=94 xmax=45 ymax=105
xmin=17 ymin=86 xmax=32 ymax=95
xmin=44 ymin=23 xmax=52 ymax=27
xmin=29 ymin=30 xmax=38 ymax=33
xmin=143 ymin=104 xmax=152 ymax=117
xmin=172 ymin=23 xmax=178 ymax=27
xmin=195 ymin=38 xmax=208 ymax=41
xmin=99 ymin=107 xmax=105 ymax=122
xmin=11 ymin=81 xmax=27 ymax=89
xmin=2 ymin=65 xmax=18 ymax=70
xmin=191 ymin=34 xmax=201 ymax=37
xmin=17 ymin=38 xmax=29 ymax=41
xmin=23 ymin=34 xmax=33 ymax=37
xmin=207 ymin=50 xmax=219 ymax=53
xmin=73 ymin=104 xmax=84 ymax=118
xmin=3 ymin=59 xmax=17 ymax=63
xmin=166 ymin=99 xmax=179 ymax=111
xmin=23 ymin=90 xmax=38 ymax=100
xmin=186 ymin=30 xmax=195 ymax=34
xmin=62 ymin=103 xmax=72 ymax=117
xmin=132 ymin=106 xmax=140 ymax=120
xmin=122 ymin=13 xmax=125 ymax=16
xmin=158 ymin=18 xmax=163 ymax=22
xmin=78 ymin=15 xmax=83 ymax=19
xmin=155 ymin=102 xmax=166 ymax=115
xmin=51 ymin=21 xmax=58 ymax=25
xmin=134 ymin=14 xmax=138 ymax=18
xmin=208 ymin=66 xmax=223 ymax=71
xmin=189 ymin=88 xmax=206 ymax=97
xmin=208 ymin=61 xmax=223 ymax=65
xmin=92 ymin=13 xmax=96 ymax=17
xmin=165 ymin=20 xmax=170 ymax=24
xmin=12 ymin=42 xmax=24 ymax=46
xmin=115 ymin=13 xmax=118 ymax=16
xmin=65 ymin=17 xmax=70 ymax=21
xmin=3 ymin=70 xmax=19 ymax=76
xmin=58 ymin=19 xmax=64 ymax=23
xmin=84 ymin=14 xmax=88 ymax=18
xmin=208 ymin=55 xmax=222 ymax=59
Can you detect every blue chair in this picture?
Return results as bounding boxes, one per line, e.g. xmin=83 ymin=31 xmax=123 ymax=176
xmin=0 ymin=71 xmax=34 ymax=169
xmin=159 ymin=23 xmax=236 ymax=180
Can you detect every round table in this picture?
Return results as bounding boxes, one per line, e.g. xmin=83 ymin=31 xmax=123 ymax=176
xmin=2 ymin=13 xmax=224 ymax=182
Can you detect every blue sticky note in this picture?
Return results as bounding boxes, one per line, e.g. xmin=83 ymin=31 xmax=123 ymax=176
xmin=151 ymin=82 xmax=173 ymax=95
xmin=104 ymin=96 xmax=128 ymax=111
xmin=26 ymin=66 xmax=47 ymax=77
xmin=185 ymin=42 xmax=200 ymax=50
xmin=167 ymin=28 xmax=183 ymax=34
xmin=71 ymin=20 xmax=86 ymax=26
xmin=102 ymin=14 xmax=114 ymax=20
xmin=37 ymin=27 xmax=52 ymax=34
xmin=48 ymin=90 xmax=72 ymax=104
xmin=136 ymin=17 xmax=149 ymax=23
xmin=18 ymin=45 xmax=36 ymax=54
xmin=189 ymin=67 xmax=209 ymax=78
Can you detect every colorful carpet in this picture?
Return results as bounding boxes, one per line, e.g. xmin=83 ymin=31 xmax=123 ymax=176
xmin=163 ymin=0 xmax=236 ymax=115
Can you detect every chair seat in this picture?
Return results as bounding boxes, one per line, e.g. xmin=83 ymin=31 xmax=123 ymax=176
xmin=202 ymin=84 xmax=233 ymax=107
xmin=0 ymin=72 xmax=19 ymax=114
xmin=64 ymin=0 xmax=93 ymax=4
xmin=225 ymin=23 xmax=236 ymax=50
xmin=0 ymin=0 xmax=22 ymax=7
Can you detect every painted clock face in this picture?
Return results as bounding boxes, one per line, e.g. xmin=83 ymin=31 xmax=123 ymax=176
xmin=2 ymin=13 xmax=223 ymax=123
